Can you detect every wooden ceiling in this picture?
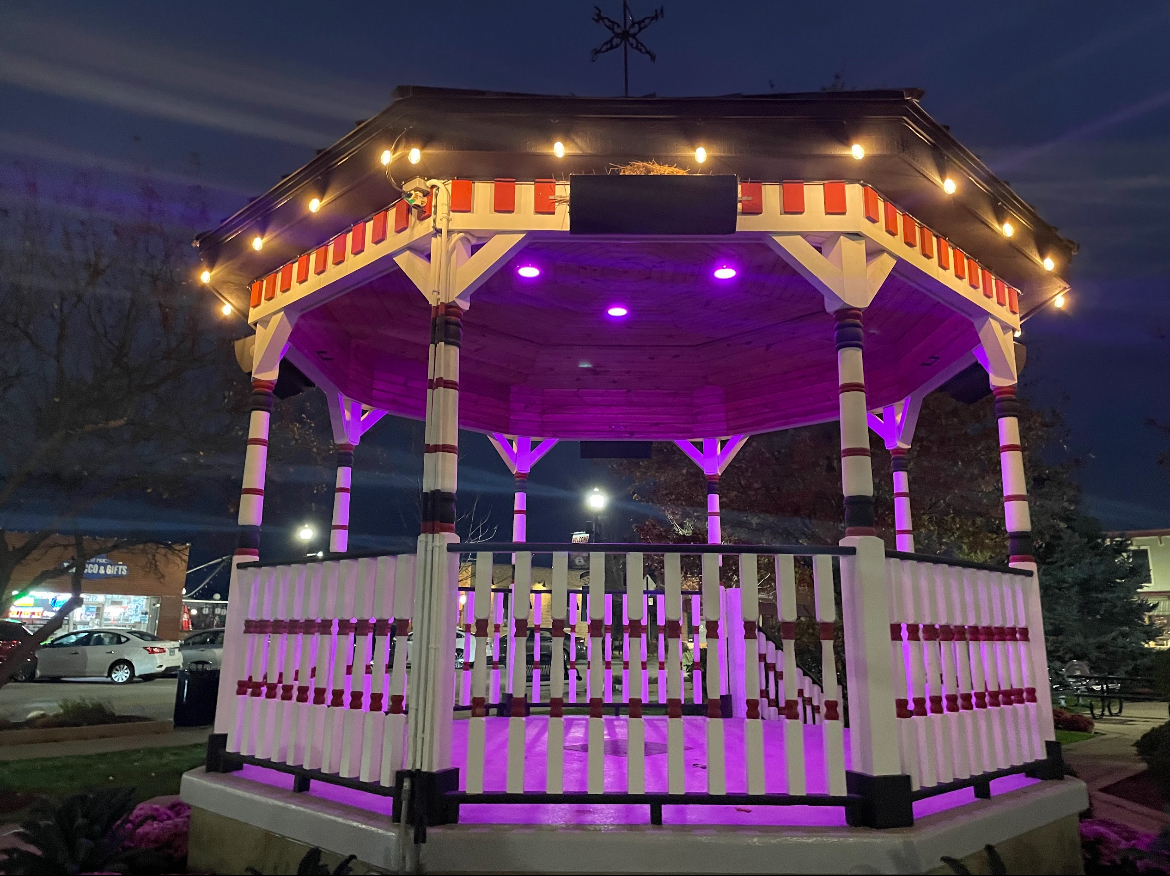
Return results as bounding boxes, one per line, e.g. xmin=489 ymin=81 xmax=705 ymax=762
xmin=291 ymin=240 xmax=978 ymax=439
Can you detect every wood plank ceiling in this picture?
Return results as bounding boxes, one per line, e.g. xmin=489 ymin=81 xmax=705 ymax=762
xmin=291 ymin=240 xmax=978 ymax=439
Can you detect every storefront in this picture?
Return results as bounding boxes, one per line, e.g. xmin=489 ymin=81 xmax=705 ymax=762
xmin=4 ymin=536 xmax=189 ymax=641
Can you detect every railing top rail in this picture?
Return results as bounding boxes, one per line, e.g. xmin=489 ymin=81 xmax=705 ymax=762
xmin=448 ymin=541 xmax=855 ymax=556
xmin=885 ymin=549 xmax=1033 ymax=577
xmin=237 ymin=548 xmax=412 ymax=570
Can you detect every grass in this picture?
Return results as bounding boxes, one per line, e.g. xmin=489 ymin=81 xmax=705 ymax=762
xmin=0 ymin=743 xmax=205 ymax=824
xmin=1056 ymin=729 xmax=1096 ymax=745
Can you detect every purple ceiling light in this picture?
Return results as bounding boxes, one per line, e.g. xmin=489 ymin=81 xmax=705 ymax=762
xmin=606 ymin=305 xmax=629 ymax=318
xmin=516 ymin=265 xmax=541 ymax=278
xmin=713 ymin=265 xmax=737 ymax=280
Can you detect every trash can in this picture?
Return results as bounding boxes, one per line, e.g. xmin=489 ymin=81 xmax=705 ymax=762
xmin=173 ymin=661 xmax=219 ymax=727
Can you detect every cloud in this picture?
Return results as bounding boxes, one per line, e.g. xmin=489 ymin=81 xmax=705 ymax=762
xmin=0 ymin=12 xmax=387 ymax=147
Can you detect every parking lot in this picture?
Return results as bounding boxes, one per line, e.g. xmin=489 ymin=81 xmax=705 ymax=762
xmin=0 ymin=677 xmax=178 ymax=724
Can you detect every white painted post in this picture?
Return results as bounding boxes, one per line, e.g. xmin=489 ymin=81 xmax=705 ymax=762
xmin=587 ymin=551 xmax=606 ymax=794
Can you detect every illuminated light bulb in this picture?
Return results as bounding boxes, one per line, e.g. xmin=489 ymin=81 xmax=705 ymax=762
xmin=713 ymin=266 xmax=737 ymax=280
xmin=251 ymin=236 xmax=263 ymax=251
xmin=309 ymin=197 xmax=321 ymax=213
xmin=942 ymin=177 xmax=957 ymax=195
xmin=1053 ymin=292 xmax=1066 ymax=309
xmin=380 ymin=149 xmax=391 ymax=166
xmin=607 ymin=305 xmax=628 ymax=317
xmin=1013 ymin=329 xmax=1022 ymax=338
xmin=695 ymin=147 xmax=707 ymax=164
xmin=221 ymin=303 xmax=232 ymax=316
xmin=553 ymin=141 xmax=565 ymax=158
xmin=407 ymin=147 xmax=421 ymax=164
xmin=516 ymin=265 xmax=540 ymax=279
xmin=199 ymin=270 xmax=211 ymax=284
xmin=1002 ymin=221 xmax=1015 ymax=238
xmin=1042 ymin=256 xmax=1055 ymax=272
xmin=850 ymin=143 xmax=865 ymax=160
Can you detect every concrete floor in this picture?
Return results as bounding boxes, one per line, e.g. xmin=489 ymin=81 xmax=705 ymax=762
xmin=0 ymin=676 xmax=178 ymax=724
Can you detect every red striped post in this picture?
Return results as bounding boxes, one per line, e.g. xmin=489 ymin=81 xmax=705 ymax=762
xmin=329 ymin=444 xmax=355 ymax=553
xmin=890 ymin=448 xmax=914 ymax=552
xmin=834 ymin=309 xmax=875 ymax=537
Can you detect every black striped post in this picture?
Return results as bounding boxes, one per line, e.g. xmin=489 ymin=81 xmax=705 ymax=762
xmin=834 ymin=309 xmax=875 ymax=536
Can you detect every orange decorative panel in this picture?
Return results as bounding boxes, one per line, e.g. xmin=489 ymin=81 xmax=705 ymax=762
xmin=781 ymin=181 xmax=805 ymax=214
xmin=739 ymin=182 xmax=763 ymax=215
xmin=451 ymin=179 xmax=473 ymax=213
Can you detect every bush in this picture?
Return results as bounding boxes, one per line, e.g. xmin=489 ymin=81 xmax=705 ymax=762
xmin=1135 ymin=721 xmax=1170 ymax=800
xmin=27 ymin=698 xmax=119 ymax=729
xmin=1081 ymin=818 xmax=1170 ymax=874
xmin=1053 ymin=707 xmax=1095 ymax=733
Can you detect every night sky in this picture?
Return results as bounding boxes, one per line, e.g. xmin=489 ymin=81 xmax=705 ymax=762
xmin=2 ymin=2 xmax=1167 ymax=586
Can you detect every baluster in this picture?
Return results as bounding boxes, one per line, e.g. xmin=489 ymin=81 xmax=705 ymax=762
xmin=917 ymin=562 xmax=954 ymax=784
xmin=288 ymin=564 xmax=322 ymax=767
xmin=547 ymin=552 xmax=569 ymax=793
xmin=702 ymin=552 xmax=726 ymax=795
xmin=257 ymin=566 xmax=290 ymax=761
xmin=360 ymin=555 xmax=395 ymax=784
xmin=626 ymin=552 xmax=646 ymax=793
xmin=587 ymin=551 xmax=606 ymax=794
xmin=961 ymin=568 xmax=994 ymax=774
xmin=740 ymin=553 xmax=765 ymax=794
xmin=932 ymin=564 xmax=968 ymax=780
xmin=776 ymin=554 xmax=805 ymax=795
xmin=278 ymin=566 xmax=307 ymax=765
xmin=885 ymin=559 xmax=918 ymax=789
xmin=664 ymin=553 xmax=685 ymax=794
xmin=506 ymin=551 xmax=532 ymax=793
xmin=341 ymin=557 xmax=375 ymax=778
xmin=813 ymin=555 xmax=846 ymax=796
xmin=304 ymin=562 xmax=337 ymax=771
xmin=380 ymin=553 xmax=414 ymax=784
xmin=975 ymin=570 xmax=1010 ymax=770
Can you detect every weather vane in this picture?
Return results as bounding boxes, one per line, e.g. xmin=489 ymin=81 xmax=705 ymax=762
xmin=591 ymin=1 xmax=664 ymax=97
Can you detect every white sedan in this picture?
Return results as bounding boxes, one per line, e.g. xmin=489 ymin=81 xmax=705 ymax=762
xmin=36 ymin=628 xmax=182 ymax=684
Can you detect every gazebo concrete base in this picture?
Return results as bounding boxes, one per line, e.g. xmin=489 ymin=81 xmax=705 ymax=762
xmin=182 ymin=768 xmax=1088 ymax=874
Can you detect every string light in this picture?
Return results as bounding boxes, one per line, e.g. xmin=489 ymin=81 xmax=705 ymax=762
xmin=1002 ymin=222 xmax=1014 ymax=238
xmin=1013 ymin=329 xmax=1022 ymax=338
xmin=408 ymin=147 xmax=421 ymax=164
xmin=380 ymin=149 xmax=392 ymax=166
xmin=1053 ymin=292 xmax=1066 ymax=309
xmin=553 ymin=141 xmax=565 ymax=158
xmin=850 ymin=143 xmax=865 ymax=160
xmin=199 ymin=270 xmax=211 ymax=284
xmin=251 ymin=236 xmax=263 ymax=251
xmin=221 ymin=303 xmax=232 ymax=316
xmin=309 ymin=197 xmax=321 ymax=213
xmin=694 ymin=147 xmax=707 ymax=164
xmin=942 ymin=178 xmax=957 ymax=195
xmin=1042 ymin=257 xmax=1055 ymax=272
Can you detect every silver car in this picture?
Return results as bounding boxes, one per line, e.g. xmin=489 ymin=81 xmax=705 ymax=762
xmin=36 ymin=628 xmax=182 ymax=684
xmin=180 ymin=628 xmax=224 ymax=669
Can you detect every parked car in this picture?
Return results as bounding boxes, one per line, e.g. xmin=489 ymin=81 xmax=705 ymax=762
xmin=180 ymin=628 xmax=225 ymax=669
xmin=491 ymin=629 xmax=588 ymax=678
xmin=35 ymin=628 xmax=182 ymax=684
xmin=0 ymin=620 xmax=36 ymax=682
xmin=395 ymin=629 xmax=475 ymax=669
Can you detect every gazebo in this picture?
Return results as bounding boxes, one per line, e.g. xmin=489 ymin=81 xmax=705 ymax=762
xmin=183 ymin=87 xmax=1087 ymax=874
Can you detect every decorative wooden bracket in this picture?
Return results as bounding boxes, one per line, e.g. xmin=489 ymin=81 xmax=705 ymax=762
xmin=674 ymin=436 xmax=748 ymax=477
xmin=488 ymin=434 xmax=559 ymax=475
xmin=766 ymin=233 xmax=895 ymax=311
xmin=327 ymin=392 xmax=387 ymax=447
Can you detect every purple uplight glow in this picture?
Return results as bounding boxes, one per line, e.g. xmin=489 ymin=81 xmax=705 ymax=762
xmin=516 ymin=265 xmax=541 ymax=279
xmin=606 ymin=305 xmax=629 ymax=317
xmin=713 ymin=265 xmax=737 ymax=280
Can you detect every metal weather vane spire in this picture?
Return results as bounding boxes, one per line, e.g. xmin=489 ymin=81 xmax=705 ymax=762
xmin=591 ymin=1 xmax=664 ymax=97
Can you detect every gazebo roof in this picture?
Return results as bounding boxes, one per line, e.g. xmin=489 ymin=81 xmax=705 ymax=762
xmin=199 ymin=87 xmax=1075 ymax=440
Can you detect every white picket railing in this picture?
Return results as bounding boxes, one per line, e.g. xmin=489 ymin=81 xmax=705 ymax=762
xmin=886 ymin=554 xmax=1046 ymax=792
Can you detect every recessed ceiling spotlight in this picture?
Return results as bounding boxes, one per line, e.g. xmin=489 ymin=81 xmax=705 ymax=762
xmin=516 ymin=265 xmax=540 ymax=279
xmin=694 ymin=147 xmax=707 ymax=164
xmin=1042 ymin=256 xmax=1055 ymax=271
xmin=607 ymin=305 xmax=629 ymax=317
xmin=713 ymin=266 xmax=737 ymax=280
xmin=942 ymin=177 xmax=957 ymax=195
xmin=850 ymin=143 xmax=865 ymax=160
xmin=407 ymin=147 xmax=421 ymax=164
xmin=553 ymin=141 xmax=566 ymax=158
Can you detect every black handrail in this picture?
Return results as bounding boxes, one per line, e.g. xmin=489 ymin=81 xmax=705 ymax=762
xmin=885 ymin=550 xmax=1033 ymax=577
xmin=448 ymin=542 xmax=856 ymax=556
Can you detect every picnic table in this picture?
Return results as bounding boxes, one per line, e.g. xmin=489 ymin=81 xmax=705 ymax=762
xmin=1054 ymin=672 xmax=1167 ymax=719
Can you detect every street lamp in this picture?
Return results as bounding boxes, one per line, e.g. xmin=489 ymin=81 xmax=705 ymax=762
xmin=586 ymin=488 xmax=607 ymax=512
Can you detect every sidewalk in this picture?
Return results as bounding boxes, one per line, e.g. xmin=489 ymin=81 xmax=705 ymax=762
xmin=0 ymin=725 xmax=210 ymax=762
xmin=1062 ymin=701 xmax=1169 ymax=834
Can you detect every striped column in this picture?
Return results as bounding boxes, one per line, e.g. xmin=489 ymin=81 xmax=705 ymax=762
xmin=993 ymin=386 xmax=1032 ymax=564
xmin=890 ymin=448 xmax=914 ymax=552
xmin=329 ymin=443 xmax=355 ymax=553
xmin=992 ymin=384 xmax=1056 ymax=745
xmin=706 ymin=474 xmax=721 ymax=544
xmin=407 ymin=300 xmax=463 ymax=774
xmin=237 ymin=378 xmax=276 ymax=562
xmin=513 ymin=472 xmax=528 ymax=542
xmin=835 ymin=309 xmax=875 ymax=536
